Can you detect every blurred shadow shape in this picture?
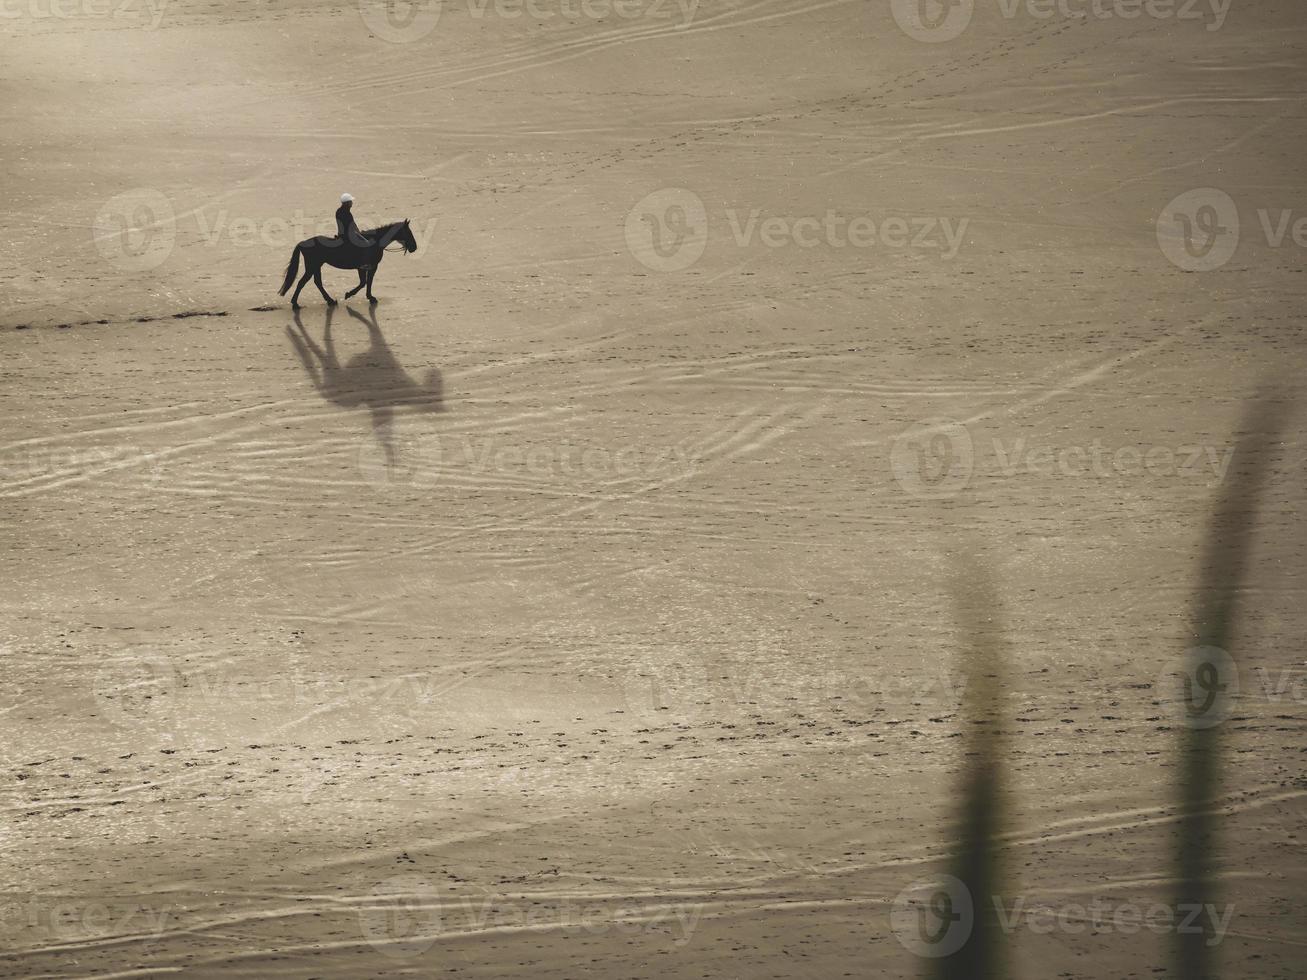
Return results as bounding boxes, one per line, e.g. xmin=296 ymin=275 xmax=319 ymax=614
xmin=287 ymin=303 xmax=445 ymax=475
xmin=932 ymin=547 xmax=1008 ymax=980
xmin=1174 ymin=386 xmax=1293 ymax=980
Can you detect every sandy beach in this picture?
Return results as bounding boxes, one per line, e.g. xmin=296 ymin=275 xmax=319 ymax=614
xmin=2 ymin=0 xmax=1305 ymax=976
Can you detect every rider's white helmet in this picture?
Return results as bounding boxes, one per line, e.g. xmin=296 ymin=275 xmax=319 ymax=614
xmin=340 ymin=193 xmax=354 ymax=203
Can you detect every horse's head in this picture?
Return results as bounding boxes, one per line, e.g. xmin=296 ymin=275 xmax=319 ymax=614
xmin=396 ymin=219 xmax=418 ymax=254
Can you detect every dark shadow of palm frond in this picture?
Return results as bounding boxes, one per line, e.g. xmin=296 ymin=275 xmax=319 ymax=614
xmin=1174 ymin=388 xmax=1293 ymax=980
xmin=934 ymin=550 xmax=1008 ymax=980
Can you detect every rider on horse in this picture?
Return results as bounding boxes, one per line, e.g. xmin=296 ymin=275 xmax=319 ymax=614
xmin=335 ymin=193 xmax=375 ymax=249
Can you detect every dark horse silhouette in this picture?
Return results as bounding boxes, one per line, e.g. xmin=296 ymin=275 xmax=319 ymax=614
xmin=279 ymin=219 xmax=418 ymax=309
xmin=287 ymin=303 xmax=444 ymax=473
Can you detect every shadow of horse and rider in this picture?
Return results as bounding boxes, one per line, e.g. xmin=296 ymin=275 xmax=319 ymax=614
xmin=287 ymin=303 xmax=445 ymax=474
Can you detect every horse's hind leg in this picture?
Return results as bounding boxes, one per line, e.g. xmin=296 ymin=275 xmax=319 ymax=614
xmin=345 ymin=270 xmax=366 ymax=299
xmin=313 ymin=267 xmax=336 ymax=306
xmin=290 ymin=264 xmax=315 ymax=309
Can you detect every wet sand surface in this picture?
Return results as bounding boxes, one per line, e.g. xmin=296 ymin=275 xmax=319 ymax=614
xmin=2 ymin=1 xmax=1306 ymax=976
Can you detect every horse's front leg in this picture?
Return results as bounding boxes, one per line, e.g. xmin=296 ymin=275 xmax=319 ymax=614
xmin=345 ymin=270 xmax=366 ymax=299
xmin=365 ymin=266 xmax=378 ymax=304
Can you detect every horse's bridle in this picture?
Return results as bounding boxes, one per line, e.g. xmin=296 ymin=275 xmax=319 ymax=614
xmin=377 ymin=227 xmax=412 ymax=253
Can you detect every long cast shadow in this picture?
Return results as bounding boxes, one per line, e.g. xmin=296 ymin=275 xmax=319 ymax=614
xmin=934 ymin=547 xmax=1008 ymax=980
xmin=1173 ymin=387 xmax=1291 ymax=980
xmin=287 ymin=304 xmax=445 ymax=473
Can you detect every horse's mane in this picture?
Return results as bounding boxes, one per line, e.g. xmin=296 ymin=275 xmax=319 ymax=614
xmin=362 ymin=220 xmax=407 ymax=240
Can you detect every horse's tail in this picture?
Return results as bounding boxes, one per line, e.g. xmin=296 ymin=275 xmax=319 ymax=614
xmin=279 ymin=243 xmax=302 ymax=296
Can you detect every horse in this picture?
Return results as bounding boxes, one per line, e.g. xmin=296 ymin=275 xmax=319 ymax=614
xmin=278 ymin=219 xmax=418 ymax=308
